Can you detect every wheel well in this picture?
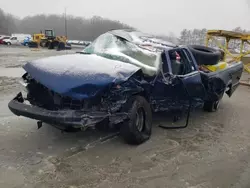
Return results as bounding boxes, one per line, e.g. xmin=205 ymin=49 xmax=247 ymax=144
xmin=225 ymin=82 xmax=232 ymax=97
xmin=134 ymin=91 xmax=150 ymax=102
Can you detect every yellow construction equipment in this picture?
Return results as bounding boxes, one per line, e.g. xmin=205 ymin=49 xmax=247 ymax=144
xmin=205 ymin=61 xmax=228 ymax=72
xmin=28 ymin=33 xmax=46 ymax=48
xmin=206 ymin=30 xmax=250 ymax=74
xmin=29 ymin=29 xmax=67 ymax=50
xmin=206 ymin=30 xmax=250 ymax=86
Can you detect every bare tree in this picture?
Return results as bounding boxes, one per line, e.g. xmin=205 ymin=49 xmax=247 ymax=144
xmin=0 ymin=9 xmax=18 ymax=35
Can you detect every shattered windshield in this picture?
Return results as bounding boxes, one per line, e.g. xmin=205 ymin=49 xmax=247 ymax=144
xmin=82 ymin=32 xmax=161 ymax=76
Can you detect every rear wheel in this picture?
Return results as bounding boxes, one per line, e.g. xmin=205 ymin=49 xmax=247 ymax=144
xmin=120 ymin=96 xmax=152 ymax=145
xmin=57 ymin=42 xmax=65 ymax=51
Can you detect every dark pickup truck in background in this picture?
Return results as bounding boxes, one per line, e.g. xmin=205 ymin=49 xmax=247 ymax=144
xmin=8 ymin=30 xmax=243 ymax=145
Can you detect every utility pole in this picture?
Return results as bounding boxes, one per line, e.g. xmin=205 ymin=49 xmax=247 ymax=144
xmin=64 ymin=7 xmax=68 ymax=38
xmin=64 ymin=7 xmax=68 ymax=54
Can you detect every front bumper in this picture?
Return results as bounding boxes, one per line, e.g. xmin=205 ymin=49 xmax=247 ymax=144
xmin=8 ymin=92 xmax=127 ymax=129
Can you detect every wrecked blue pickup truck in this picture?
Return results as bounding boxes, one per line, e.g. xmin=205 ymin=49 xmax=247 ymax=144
xmin=8 ymin=29 xmax=243 ymax=145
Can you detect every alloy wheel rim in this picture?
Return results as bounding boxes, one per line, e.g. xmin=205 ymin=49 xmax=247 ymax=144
xmin=135 ymin=108 xmax=144 ymax=132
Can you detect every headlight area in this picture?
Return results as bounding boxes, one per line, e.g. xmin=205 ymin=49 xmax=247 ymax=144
xmin=102 ymin=82 xmax=144 ymax=113
xmin=99 ymin=84 xmax=125 ymax=113
xmin=18 ymin=79 xmax=28 ymax=97
xmin=19 ymin=79 xmax=28 ymax=88
xmin=18 ymin=73 xmax=32 ymax=98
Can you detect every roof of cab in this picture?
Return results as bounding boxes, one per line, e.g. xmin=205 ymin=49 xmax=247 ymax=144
xmin=108 ymin=29 xmax=178 ymax=49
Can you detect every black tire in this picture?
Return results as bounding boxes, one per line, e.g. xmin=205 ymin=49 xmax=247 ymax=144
xmin=45 ymin=42 xmax=50 ymax=48
xmin=187 ymin=45 xmax=221 ymax=65
xmin=203 ymin=100 xmax=221 ymax=112
xmin=120 ymin=96 xmax=152 ymax=145
xmin=7 ymin=42 xmax=11 ymax=45
xmin=57 ymin=42 xmax=65 ymax=51
xmin=40 ymin=41 xmax=47 ymax=48
xmin=48 ymin=42 xmax=52 ymax=49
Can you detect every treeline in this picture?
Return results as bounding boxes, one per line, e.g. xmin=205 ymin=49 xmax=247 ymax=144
xmin=0 ymin=9 xmax=18 ymax=35
xmin=1 ymin=8 xmax=249 ymax=48
xmin=175 ymin=27 xmax=250 ymax=50
xmin=179 ymin=29 xmax=207 ymax=45
xmin=0 ymin=8 xmax=133 ymax=41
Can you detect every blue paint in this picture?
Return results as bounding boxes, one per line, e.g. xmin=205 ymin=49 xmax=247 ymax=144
xmin=21 ymin=36 xmax=31 ymax=46
xmin=23 ymin=54 xmax=140 ymax=99
xmin=22 ymin=34 xmax=243 ymax=110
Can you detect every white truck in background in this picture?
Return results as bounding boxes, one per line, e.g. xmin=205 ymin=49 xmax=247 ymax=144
xmin=3 ymin=33 xmax=32 ymax=45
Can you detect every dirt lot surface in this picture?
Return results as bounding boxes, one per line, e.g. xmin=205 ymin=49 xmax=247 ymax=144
xmin=1 ymin=45 xmax=250 ymax=188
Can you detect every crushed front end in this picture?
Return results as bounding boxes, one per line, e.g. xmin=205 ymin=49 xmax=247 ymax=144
xmin=8 ymin=72 xmax=146 ymax=131
xmin=8 ymin=73 xmax=130 ymax=130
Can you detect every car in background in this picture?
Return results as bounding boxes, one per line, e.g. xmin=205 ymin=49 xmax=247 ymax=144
xmin=3 ymin=34 xmax=32 ymax=45
xmin=66 ymin=40 xmax=91 ymax=46
xmin=66 ymin=40 xmax=73 ymax=45
xmin=71 ymin=40 xmax=80 ymax=45
xmin=84 ymin=41 xmax=91 ymax=47
xmin=0 ymin=36 xmax=10 ymax=44
xmin=79 ymin=41 xmax=84 ymax=45
xmin=21 ymin=36 xmax=32 ymax=46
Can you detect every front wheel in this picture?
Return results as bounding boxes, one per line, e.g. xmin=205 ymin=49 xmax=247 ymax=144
xmin=120 ymin=96 xmax=152 ymax=145
xmin=7 ymin=42 xmax=11 ymax=45
xmin=48 ymin=42 xmax=54 ymax=49
xmin=40 ymin=41 xmax=46 ymax=48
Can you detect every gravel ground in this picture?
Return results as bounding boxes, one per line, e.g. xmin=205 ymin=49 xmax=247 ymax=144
xmin=0 ymin=45 xmax=250 ymax=188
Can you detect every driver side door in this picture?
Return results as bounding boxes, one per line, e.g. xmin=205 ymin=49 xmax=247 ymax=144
xmin=167 ymin=48 xmax=206 ymax=102
xmin=151 ymin=48 xmax=205 ymax=112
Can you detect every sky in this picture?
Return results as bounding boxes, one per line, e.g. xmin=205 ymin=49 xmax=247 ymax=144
xmin=1 ymin=0 xmax=250 ymax=35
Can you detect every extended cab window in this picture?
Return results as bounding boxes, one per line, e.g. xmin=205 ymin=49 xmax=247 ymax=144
xmin=11 ymin=37 xmax=17 ymax=40
xmin=169 ymin=49 xmax=195 ymax=75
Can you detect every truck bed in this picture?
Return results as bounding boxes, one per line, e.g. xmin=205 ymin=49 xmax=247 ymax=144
xmin=200 ymin=61 xmax=243 ymax=101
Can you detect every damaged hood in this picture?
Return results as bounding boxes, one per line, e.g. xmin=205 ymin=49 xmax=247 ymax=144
xmin=23 ymin=54 xmax=140 ymax=99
